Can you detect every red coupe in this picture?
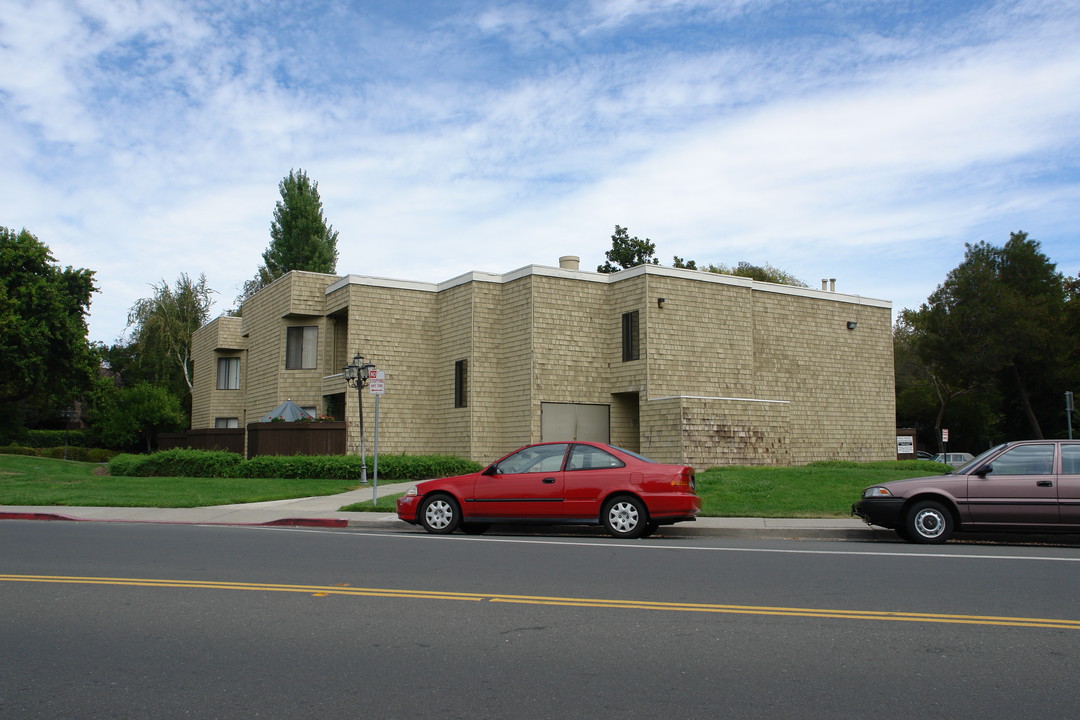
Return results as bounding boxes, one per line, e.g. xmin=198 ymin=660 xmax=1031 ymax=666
xmin=396 ymin=441 xmax=700 ymax=538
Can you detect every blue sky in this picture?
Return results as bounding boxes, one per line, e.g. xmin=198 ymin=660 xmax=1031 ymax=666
xmin=2 ymin=0 xmax=1078 ymax=344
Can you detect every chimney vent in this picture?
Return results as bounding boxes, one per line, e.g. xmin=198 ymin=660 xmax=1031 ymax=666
xmin=559 ymin=255 xmax=580 ymax=271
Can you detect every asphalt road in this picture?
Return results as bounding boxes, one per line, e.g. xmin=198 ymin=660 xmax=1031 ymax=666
xmin=2 ymin=522 xmax=1079 ymax=719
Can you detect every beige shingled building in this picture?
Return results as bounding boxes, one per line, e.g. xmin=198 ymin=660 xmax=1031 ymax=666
xmin=190 ymin=257 xmax=895 ymax=467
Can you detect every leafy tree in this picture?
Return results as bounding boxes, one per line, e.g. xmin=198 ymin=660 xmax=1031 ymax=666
xmin=126 ymin=273 xmax=216 ymax=414
xmin=903 ymin=231 xmax=1067 ymax=441
xmin=87 ymin=379 xmax=186 ymax=452
xmin=0 ymin=227 xmax=97 ymax=434
xmin=238 ymin=169 xmax=339 ymax=305
xmin=598 ymin=225 xmax=659 ymax=272
xmin=673 ymin=256 xmax=698 ymax=270
xmin=704 ymin=261 xmax=807 ymax=287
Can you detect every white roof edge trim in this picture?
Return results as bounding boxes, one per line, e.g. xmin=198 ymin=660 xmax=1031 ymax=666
xmin=325 ymin=264 xmax=890 ymax=308
xmin=649 ymin=395 xmax=791 ymax=404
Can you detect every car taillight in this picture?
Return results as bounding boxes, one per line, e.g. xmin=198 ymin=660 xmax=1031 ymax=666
xmin=671 ymin=470 xmax=695 ymax=490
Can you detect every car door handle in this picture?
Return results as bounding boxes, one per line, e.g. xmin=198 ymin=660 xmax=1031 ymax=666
xmin=542 ymin=477 xmax=556 ymax=484
xmin=1036 ymin=480 xmax=1054 ymax=487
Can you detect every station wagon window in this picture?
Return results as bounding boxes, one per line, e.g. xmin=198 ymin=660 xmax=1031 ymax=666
xmin=1061 ymin=445 xmax=1080 ymax=475
xmin=567 ymin=445 xmax=625 ymax=471
xmin=989 ymin=444 xmax=1055 ymax=475
xmin=496 ymin=444 xmax=569 ymax=474
xmin=285 ymin=326 xmax=318 ymax=370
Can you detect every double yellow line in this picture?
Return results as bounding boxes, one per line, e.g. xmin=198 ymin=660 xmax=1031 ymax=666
xmin=3 ymin=574 xmax=1078 ymax=630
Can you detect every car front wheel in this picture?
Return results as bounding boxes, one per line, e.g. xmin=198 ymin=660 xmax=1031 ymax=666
xmin=419 ymin=495 xmax=461 ymax=535
xmin=602 ymin=496 xmax=649 ymax=539
xmin=903 ymin=499 xmax=954 ymax=544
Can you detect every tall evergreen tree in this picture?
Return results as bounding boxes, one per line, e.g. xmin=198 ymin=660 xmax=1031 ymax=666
xmin=238 ymin=169 xmax=339 ymax=306
xmin=903 ymin=231 xmax=1067 ymax=441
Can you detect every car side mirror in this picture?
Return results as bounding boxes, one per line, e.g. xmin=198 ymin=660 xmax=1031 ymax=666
xmin=483 ymin=464 xmax=500 ymax=476
xmin=975 ymin=464 xmax=992 ymax=478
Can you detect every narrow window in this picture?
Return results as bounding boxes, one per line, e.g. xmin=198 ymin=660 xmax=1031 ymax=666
xmin=454 ymin=359 xmax=468 ymax=408
xmin=621 ymin=310 xmax=639 ymax=362
xmin=286 ymin=326 xmax=318 ymax=369
xmin=216 ymin=357 xmax=240 ymax=390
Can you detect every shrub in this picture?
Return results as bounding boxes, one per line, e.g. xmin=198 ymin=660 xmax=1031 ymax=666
xmin=107 ymin=449 xmax=481 ymax=480
xmin=22 ymin=430 xmax=91 ymax=448
xmin=108 ymin=449 xmax=244 ymax=478
xmin=0 ymin=444 xmax=115 ymax=462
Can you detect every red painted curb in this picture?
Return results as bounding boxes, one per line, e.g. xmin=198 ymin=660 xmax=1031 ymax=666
xmin=259 ymin=518 xmax=349 ymax=528
xmin=0 ymin=512 xmax=77 ymax=522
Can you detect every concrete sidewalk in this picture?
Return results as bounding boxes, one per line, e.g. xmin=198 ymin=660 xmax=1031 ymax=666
xmin=0 ymin=481 xmax=894 ymax=541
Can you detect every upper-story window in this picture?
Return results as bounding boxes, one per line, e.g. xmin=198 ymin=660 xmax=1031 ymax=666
xmin=216 ymin=357 xmax=240 ymax=390
xmin=621 ymin=310 xmax=640 ymax=362
xmin=286 ymin=326 xmax=318 ymax=370
xmin=454 ymin=359 xmax=468 ymax=408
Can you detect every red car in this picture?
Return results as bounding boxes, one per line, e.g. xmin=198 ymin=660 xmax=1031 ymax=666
xmin=396 ymin=441 xmax=700 ymax=538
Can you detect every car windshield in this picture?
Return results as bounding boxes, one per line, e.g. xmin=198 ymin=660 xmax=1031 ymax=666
xmin=953 ymin=444 xmax=1005 ymax=474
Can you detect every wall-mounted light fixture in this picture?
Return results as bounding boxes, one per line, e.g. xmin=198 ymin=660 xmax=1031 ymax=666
xmin=847 ymin=321 xmax=858 ymax=330
xmin=657 ymin=297 xmax=666 ymax=309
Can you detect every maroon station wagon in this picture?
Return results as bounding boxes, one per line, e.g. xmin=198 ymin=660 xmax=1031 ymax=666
xmin=397 ymin=441 xmax=700 ymax=539
xmin=853 ymin=440 xmax=1080 ymax=543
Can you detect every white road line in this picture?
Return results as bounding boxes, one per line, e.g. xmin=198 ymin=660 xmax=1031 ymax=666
xmin=240 ymin=526 xmax=1080 ymax=562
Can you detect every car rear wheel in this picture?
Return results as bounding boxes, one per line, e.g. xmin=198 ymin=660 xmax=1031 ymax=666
xmin=419 ymin=495 xmax=461 ymax=535
xmin=602 ymin=496 xmax=649 ymax=539
xmin=903 ymin=499 xmax=953 ymax=544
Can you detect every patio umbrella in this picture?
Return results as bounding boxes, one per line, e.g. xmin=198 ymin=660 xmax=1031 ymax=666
xmin=260 ymin=399 xmax=313 ymax=422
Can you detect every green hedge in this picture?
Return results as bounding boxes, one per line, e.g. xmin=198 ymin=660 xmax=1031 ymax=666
xmin=108 ymin=449 xmax=244 ymax=478
xmin=0 ymin=444 xmax=115 ymax=462
xmin=0 ymin=430 xmax=92 ymax=448
xmin=108 ymin=449 xmax=481 ymax=480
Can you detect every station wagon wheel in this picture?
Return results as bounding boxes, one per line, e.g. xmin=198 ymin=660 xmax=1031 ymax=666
xmin=602 ymin=496 xmax=649 ymax=539
xmin=903 ymin=499 xmax=953 ymax=544
xmin=419 ymin=494 xmax=461 ymax=535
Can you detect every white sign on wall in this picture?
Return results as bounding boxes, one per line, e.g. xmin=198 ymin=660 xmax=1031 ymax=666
xmin=896 ymin=436 xmax=914 ymax=455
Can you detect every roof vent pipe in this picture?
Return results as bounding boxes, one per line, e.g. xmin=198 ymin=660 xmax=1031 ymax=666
xmin=830 ymin=278 xmax=836 ymax=292
xmin=821 ymin=279 xmax=828 ymax=291
xmin=559 ymin=255 xmax=580 ymax=271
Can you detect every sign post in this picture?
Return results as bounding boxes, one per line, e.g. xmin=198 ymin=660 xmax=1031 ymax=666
xmin=1067 ymin=391 xmax=1074 ymax=440
xmin=941 ymin=428 xmax=949 ymax=457
xmin=369 ymin=370 xmax=385 ymax=506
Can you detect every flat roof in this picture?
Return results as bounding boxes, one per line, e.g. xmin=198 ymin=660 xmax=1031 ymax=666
xmin=326 ymin=262 xmax=891 ymax=309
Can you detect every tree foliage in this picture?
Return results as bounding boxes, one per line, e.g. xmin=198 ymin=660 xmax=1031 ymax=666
xmin=599 ymin=225 xmax=804 ymax=286
xmin=898 ymin=231 xmax=1072 ymax=446
xmin=87 ymin=379 xmax=186 ymax=452
xmin=597 ymin=225 xmax=659 ymax=272
xmin=126 ymin=273 xmax=216 ymax=411
xmin=704 ymin=261 xmax=807 ymax=287
xmin=238 ymin=169 xmax=339 ymax=305
xmin=0 ymin=226 xmax=97 ymax=431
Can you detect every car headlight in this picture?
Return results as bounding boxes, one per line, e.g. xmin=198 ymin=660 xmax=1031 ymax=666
xmin=862 ymin=487 xmax=893 ymax=498
xmin=405 ymin=486 xmax=418 ymax=497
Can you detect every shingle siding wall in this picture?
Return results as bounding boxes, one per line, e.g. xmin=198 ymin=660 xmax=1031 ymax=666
xmin=190 ymin=266 xmax=894 ymax=466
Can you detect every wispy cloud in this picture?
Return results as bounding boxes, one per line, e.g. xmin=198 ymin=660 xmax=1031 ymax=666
xmin=1 ymin=0 xmax=1077 ymax=342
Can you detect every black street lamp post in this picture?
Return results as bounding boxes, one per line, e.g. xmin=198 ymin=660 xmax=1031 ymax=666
xmin=343 ymin=353 xmax=376 ymax=483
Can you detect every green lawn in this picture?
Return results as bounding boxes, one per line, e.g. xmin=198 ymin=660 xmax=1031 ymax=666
xmin=696 ymin=460 xmax=946 ymax=518
xmin=0 ymin=455 xmax=361 ymax=508
xmin=0 ymin=454 xmax=946 ymax=516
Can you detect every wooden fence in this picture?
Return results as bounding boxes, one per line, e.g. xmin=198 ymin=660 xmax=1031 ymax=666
xmin=160 ymin=422 xmax=346 ymax=459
